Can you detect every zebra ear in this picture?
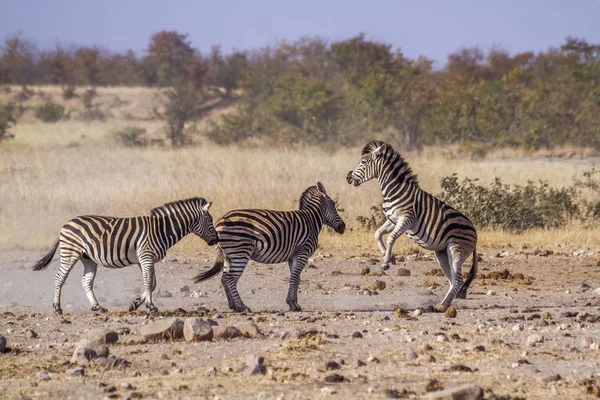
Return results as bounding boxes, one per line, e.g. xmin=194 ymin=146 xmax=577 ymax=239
xmin=372 ymin=145 xmax=384 ymax=159
xmin=202 ymin=201 xmax=212 ymax=213
xmin=316 ymin=182 xmax=327 ymax=194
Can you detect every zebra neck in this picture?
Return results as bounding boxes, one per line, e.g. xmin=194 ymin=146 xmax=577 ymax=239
xmin=299 ymin=205 xmax=325 ymax=231
xmin=153 ymin=215 xmax=190 ymax=249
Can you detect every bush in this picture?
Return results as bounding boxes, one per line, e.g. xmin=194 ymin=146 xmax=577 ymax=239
xmin=62 ymin=86 xmax=77 ymax=100
xmin=115 ymin=126 xmax=149 ymax=147
xmin=35 ymin=101 xmax=65 ymax=122
xmin=82 ymin=89 xmax=96 ymax=108
xmin=356 ymin=205 xmax=387 ymax=230
xmin=0 ymin=103 xmax=17 ymax=141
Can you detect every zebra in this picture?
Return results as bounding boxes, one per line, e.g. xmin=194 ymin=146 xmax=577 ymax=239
xmin=31 ymin=197 xmax=218 ymax=315
xmin=346 ymin=141 xmax=478 ymax=312
xmin=193 ymin=182 xmax=345 ymax=312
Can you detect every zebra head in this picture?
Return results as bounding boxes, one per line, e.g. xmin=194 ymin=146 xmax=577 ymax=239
xmin=192 ymin=200 xmax=219 ymax=246
xmin=346 ymin=140 xmax=387 ymax=186
xmin=315 ymin=182 xmax=346 ymax=234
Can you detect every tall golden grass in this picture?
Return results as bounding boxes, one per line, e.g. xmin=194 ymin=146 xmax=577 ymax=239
xmin=1 ymin=87 xmax=599 ymax=254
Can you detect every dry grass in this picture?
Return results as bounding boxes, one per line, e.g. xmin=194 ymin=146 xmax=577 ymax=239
xmin=1 ymin=86 xmax=599 ymax=254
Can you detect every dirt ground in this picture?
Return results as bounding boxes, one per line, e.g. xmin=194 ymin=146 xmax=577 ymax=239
xmin=1 ymin=247 xmax=600 ymax=400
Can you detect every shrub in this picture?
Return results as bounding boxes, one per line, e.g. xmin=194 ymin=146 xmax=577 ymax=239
xmin=62 ymin=86 xmax=77 ymax=100
xmin=82 ymin=88 xmax=96 ymax=108
xmin=0 ymin=103 xmax=17 ymax=141
xmin=356 ymin=205 xmax=387 ymax=231
xmin=115 ymin=126 xmax=149 ymax=147
xmin=35 ymin=101 xmax=65 ymax=122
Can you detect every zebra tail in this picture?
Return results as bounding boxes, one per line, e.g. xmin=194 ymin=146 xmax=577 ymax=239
xmin=193 ymin=246 xmax=224 ymax=283
xmin=463 ymin=247 xmax=479 ymax=289
xmin=32 ymin=238 xmax=59 ymax=271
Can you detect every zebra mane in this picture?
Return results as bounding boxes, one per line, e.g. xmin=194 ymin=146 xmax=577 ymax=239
xmin=362 ymin=140 xmax=419 ymax=185
xmin=150 ymin=197 xmax=207 ymax=217
xmin=298 ymin=185 xmax=322 ymax=210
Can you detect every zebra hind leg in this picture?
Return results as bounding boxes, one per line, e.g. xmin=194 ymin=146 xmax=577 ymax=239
xmin=129 ymin=264 xmax=146 ymax=311
xmin=436 ymin=245 xmax=467 ymax=312
xmin=53 ymin=248 xmax=80 ymax=315
xmin=81 ymin=257 xmax=107 ymax=314
xmin=220 ymin=273 xmax=238 ymax=310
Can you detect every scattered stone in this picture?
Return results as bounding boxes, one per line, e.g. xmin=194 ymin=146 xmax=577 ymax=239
xmin=444 ymin=306 xmax=457 ymax=318
xmin=421 ymin=343 xmax=433 ymax=352
xmin=569 ymin=347 xmax=580 ymax=353
xmin=593 ymin=287 xmax=600 ymax=296
xmin=116 ymin=327 xmax=131 ymax=335
xmin=331 ymin=269 xmax=343 ymax=276
xmin=446 ymin=364 xmax=473 ymax=372
xmin=84 ymin=328 xmax=119 ymax=344
xmin=324 ymin=373 xmax=344 ymax=383
xmin=102 ymin=356 xmax=130 ymax=370
xmin=0 ymin=335 xmax=6 ymax=353
xmin=405 ymin=351 xmax=418 ymax=361
xmin=71 ymin=339 xmax=109 ymax=366
xmin=120 ymin=382 xmax=134 ymax=390
xmin=236 ymin=322 xmax=263 ymax=338
xmin=413 ymin=308 xmax=423 ymax=317
xmin=367 ymin=355 xmax=380 ymax=363
xmin=326 ymin=361 xmax=341 ymax=370
xmin=189 ymin=291 xmax=204 ymax=298
xmin=183 ymin=318 xmax=213 ymax=342
xmin=140 ymin=318 xmax=184 ymax=341
xmin=580 ymin=337 xmax=594 ymax=348
xmin=436 ymin=334 xmax=449 ymax=342
xmin=417 ymin=354 xmax=435 ymax=363
xmin=470 ymin=345 xmax=485 ymax=352
xmin=365 ymin=280 xmax=386 ymax=291
xmin=423 ymin=384 xmax=483 ymax=400
xmin=212 ymin=326 xmax=242 ymax=340
xmin=425 ymin=379 xmax=444 ymax=392
xmin=26 ymin=329 xmax=38 ymax=339
xmin=397 ymin=268 xmax=411 ymax=276
xmin=360 ymin=267 xmax=370 ymax=276
xmin=36 ymin=371 xmax=51 ymax=381
xmin=512 ymin=324 xmax=524 ymax=332
xmin=487 ymin=290 xmax=496 ymax=296
xmin=179 ymin=285 xmax=190 ymax=293
xmin=321 ymin=387 xmax=337 ymax=396
xmin=542 ymin=312 xmax=552 ymax=320
xmin=352 ymin=331 xmax=363 ymax=339
xmin=356 ymin=360 xmax=366 ymax=367
xmin=526 ymin=333 xmax=544 ymax=347
xmin=541 ymin=374 xmax=562 ymax=383
xmin=66 ymin=367 xmax=84 ymax=377
xmin=395 ymin=307 xmax=408 ymax=318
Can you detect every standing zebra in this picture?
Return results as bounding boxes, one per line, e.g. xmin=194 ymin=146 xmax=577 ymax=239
xmin=32 ymin=197 xmax=218 ymax=315
xmin=346 ymin=141 xmax=478 ymax=311
xmin=193 ymin=182 xmax=345 ymax=312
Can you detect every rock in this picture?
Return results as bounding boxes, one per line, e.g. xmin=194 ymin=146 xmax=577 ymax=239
xmin=360 ymin=267 xmax=370 ymax=275
xmin=395 ymin=307 xmax=408 ymax=318
xmin=120 ymin=382 xmax=134 ymax=390
xmin=397 ymin=268 xmax=411 ymax=276
xmin=542 ymin=312 xmax=552 ymax=320
xmin=212 ymin=326 xmax=242 ymax=340
xmin=365 ymin=280 xmax=386 ymax=291
xmin=180 ymin=285 xmax=190 ymax=293
xmin=423 ymin=384 xmax=483 ymax=400
xmin=367 ymin=355 xmax=380 ymax=363
xmin=140 ymin=318 xmax=184 ymax=341
xmin=541 ymin=374 xmax=561 ymax=383
xmin=356 ymin=360 xmax=366 ymax=367
xmin=183 ymin=318 xmax=213 ymax=342
xmin=84 ymin=328 xmax=119 ymax=344
xmin=236 ymin=322 xmax=263 ymax=338
xmin=413 ymin=308 xmax=423 ymax=317
xmin=66 ymin=367 xmax=84 ymax=377
xmin=36 ymin=371 xmax=51 ymax=381
xmin=27 ymin=329 xmax=38 ymax=339
xmin=444 ymin=306 xmax=457 ymax=318
xmin=526 ymin=333 xmax=544 ymax=347
xmin=425 ymin=379 xmax=444 ymax=392
xmin=321 ymin=387 xmax=337 ymax=395
xmin=512 ymin=324 xmax=524 ymax=332
xmin=417 ymin=354 xmax=436 ymax=363
xmin=325 ymin=361 xmax=341 ymax=370
xmin=580 ymin=337 xmax=593 ymax=348
xmin=405 ymin=351 xmax=418 ymax=361
xmin=470 ymin=345 xmax=485 ymax=352
xmin=71 ymin=339 xmax=109 ymax=366
xmin=437 ymin=334 xmax=449 ymax=342
xmin=116 ymin=327 xmax=131 ymax=335
xmin=244 ymin=355 xmax=266 ymax=376
xmin=102 ymin=356 xmax=130 ymax=370
xmin=0 ymin=335 xmax=6 ymax=353
xmin=593 ymin=287 xmax=600 ymax=296
xmin=352 ymin=331 xmax=363 ymax=339
xmin=486 ymin=290 xmax=496 ymax=296
xmin=324 ymin=373 xmax=344 ymax=383
xmin=421 ymin=343 xmax=433 ymax=352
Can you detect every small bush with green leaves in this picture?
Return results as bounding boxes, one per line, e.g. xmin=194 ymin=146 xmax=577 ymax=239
xmin=115 ymin=126 xmax=149 ymax=147
xmin=35 ymin=101 xmax=66 ymax=122
xmin=0 ymin=103 xmax=17 ymax=141
xmin=82 ymin=89 xmax=96 ymax=108
xmin=62 ymin=86 xmax=77 ymax=100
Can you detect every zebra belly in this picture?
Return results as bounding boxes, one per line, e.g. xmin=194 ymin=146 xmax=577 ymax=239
xmin=406 ymin=231 xmax=445 ymax=252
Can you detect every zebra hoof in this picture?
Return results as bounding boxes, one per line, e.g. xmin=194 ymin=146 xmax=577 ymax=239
xmin=53 ymin=309 xmax=63 ymax=316
xmin=287 ymin=301 xmax=302 ymax=312
xmin=381 ymin=264 xmax=390 ymax=272
xmin=92 ymin=305 xmax=107 ymax=314
xmin=147 ymin=306 xmax=159 ymax=314
xmin=434 ymin=304 xmax=448 ymax=313
xmin=233 ymin=305 xmax=251 ymax=313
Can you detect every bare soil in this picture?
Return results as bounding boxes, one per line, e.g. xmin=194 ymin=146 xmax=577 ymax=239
xmin=1 ymin=248 xmax=600 ymax=399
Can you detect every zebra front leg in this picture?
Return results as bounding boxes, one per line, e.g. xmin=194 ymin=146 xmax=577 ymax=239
xmin=381 ymin=216 xmax=411 ymax=271
xmin=81 ymin=258 xmax=106 ymax=313
xmin=286 ymin=256 xmax=307 ymax=312
xmin=129 ymin=264 xmax=146 ymax=311
xmin=52 ymin=250 xmax=80 ymax=315
xmin=375 ymin=219 xmax=394 ymax=255
xmin=221 ymin=271 xmax=251 ymax=312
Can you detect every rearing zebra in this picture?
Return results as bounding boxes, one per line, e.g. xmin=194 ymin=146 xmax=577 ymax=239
xmin=346 ymin=141 xmax=478 ymax=312
xmin=32 ymin=197 xmax=218 ymax=315
xmin=193 ymin=182 xmax=345 ymax=312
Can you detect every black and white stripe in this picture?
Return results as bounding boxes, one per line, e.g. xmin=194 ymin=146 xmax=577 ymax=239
xmin=347 ymin=141 xmax=478 ymax=311
xmin=193 ymin=182 xmax=345 ymax=312
xmin=32 ymin=197 xmax=218 ymax=315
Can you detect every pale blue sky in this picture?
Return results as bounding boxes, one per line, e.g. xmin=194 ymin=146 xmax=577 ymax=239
xmin=1 ymin=0 xmax=599 ymax=65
